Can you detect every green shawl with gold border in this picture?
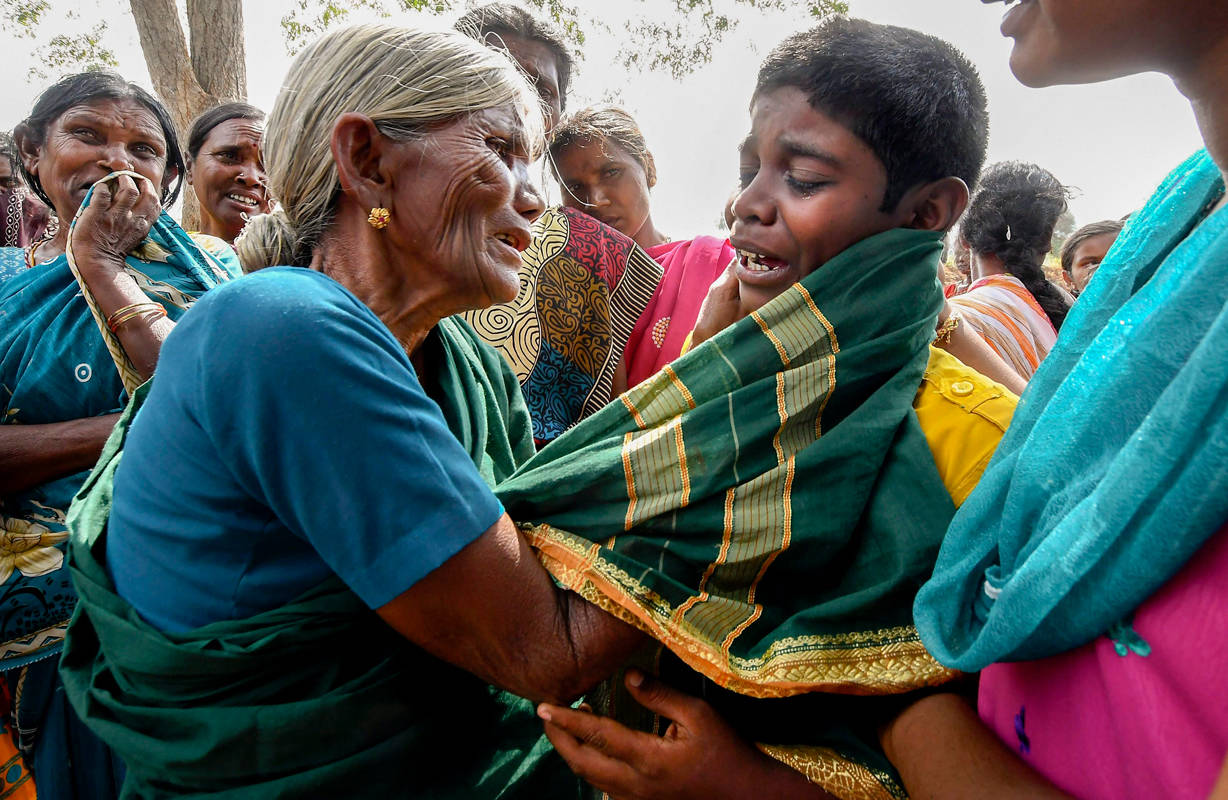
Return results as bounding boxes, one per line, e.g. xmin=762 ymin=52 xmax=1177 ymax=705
xmin=497 ymin=228 xmax=958 ymax=799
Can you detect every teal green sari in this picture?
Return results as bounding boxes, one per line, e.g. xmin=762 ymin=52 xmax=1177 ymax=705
xmin=0 ymin=205 xmax=237 ymax=669
xmin=61 ymin=318 xmax=578 ymax=799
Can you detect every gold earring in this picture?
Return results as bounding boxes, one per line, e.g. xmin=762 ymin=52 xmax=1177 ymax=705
xmin=367 ymin=207 xmax=391 ymax=229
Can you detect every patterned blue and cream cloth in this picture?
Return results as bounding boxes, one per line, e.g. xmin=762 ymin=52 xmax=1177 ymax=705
xmin=0 ymin=249 xmax=26 ymax=287
xmin=0 ymin=177 xmax=238 ymax=669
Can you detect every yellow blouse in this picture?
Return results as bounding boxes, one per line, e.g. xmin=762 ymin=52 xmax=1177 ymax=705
xmin=914 ymin=346 xmax=1017 ymax=506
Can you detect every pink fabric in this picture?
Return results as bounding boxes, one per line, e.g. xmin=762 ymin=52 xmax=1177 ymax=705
xmin=625 ymin=236 xmax=733 ymax=387
xmin=978 ymin=522 xmax=1228 ymax=799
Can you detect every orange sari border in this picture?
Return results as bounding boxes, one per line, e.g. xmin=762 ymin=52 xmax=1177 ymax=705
xmin=526 ymin=523 xmax=958 ymax=698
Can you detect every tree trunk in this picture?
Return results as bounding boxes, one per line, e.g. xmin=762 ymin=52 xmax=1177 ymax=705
xmin=127 ymin=0 xmax=246 ymax=232
xmin=187 ymin=0 xmax=245 ymax=101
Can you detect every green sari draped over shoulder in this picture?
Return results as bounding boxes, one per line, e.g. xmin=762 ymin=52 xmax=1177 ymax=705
xmin=497 ymin=228 xmax=959 ymax=799
xmin=60 ymin=317 xmax=577 ymax=799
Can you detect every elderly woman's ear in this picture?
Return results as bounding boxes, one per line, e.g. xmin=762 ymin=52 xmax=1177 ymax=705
xmin=331 ymin=112 xmax=392 ymax=211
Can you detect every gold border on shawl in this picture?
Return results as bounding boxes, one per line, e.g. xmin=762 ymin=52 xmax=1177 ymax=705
xmin=0 ymin=620 xmax=69 ymax=663
xmin=751 ymin=310 xmax=791 ymax=367
xmin=662 ymin=365 xmax=697 ymax=410
xmin=758 ymin=744 xmax=905 ymax=800
xmin=528 ymin=525 xmax=958 ymax=697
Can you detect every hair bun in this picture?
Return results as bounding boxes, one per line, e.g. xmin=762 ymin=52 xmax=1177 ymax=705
xmin=236 ymin=208 xmax=301 ymax=271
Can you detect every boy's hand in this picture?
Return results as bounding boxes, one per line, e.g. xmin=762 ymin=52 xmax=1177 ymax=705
xmin=537 ymin=670 xmax=832 ymax=800
xmin=691 ymin=257 xmax=745 ymax=347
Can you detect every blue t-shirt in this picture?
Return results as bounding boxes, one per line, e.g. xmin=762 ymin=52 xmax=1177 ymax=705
xmin=108 ymin=267 xmax=505 ymax=632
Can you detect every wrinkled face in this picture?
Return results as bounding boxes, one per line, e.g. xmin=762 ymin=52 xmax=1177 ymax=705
xmin=24 ymin=97 xmax=170 ymax=218
xmin=555 ymin=137 xmax=654 ymax=242
xmin=997 ymin=0 xmax=1224 ymax=87
xmin=730 ymin=86 xmax=905 ymax=313
xmin=496 ymin=33 xmax=563 ymax=133
xmin=384 ymin=105 xmax=540 ymax=310
xmin=187 ymin=117 xmax=271 ymax=242
xmin=1067 ymin=231 xmax=1119 ymax=293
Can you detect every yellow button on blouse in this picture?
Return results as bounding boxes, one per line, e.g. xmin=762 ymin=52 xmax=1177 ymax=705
xmin=914 ymin=347 xmax=1019 ymax=507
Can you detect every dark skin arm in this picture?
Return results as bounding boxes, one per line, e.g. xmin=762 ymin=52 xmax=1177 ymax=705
xmin=538 ymin=670 xmax=834 ymax=800
xmin=880 ymin=693 xmax=1072 ymax=800
xmin=935 ymin=303 xmax=1027 ymax=396
xmin=3 ymin=175 xmax=174 ymax=496
xmin=0 ymin=415 xmax=121 ymax=494
xmin=536 ymin=680 xmax=1074 ymax=800
xmin=70 ymin=174 xmax=177 ymax=380
xmin=377 ymin=513 xmax=646 ymax=705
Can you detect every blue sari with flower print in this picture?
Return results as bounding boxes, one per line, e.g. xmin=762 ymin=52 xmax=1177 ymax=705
xmin=0 ymin=210 xmax=238 ymax=671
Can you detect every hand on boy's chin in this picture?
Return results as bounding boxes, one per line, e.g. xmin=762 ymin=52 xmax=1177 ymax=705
xmin=692 ymin=257 xmax=752 ymax=347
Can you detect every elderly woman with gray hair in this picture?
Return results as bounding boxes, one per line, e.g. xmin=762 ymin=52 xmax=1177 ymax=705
xmin=59 ymin=24 xmax=641 ymax=798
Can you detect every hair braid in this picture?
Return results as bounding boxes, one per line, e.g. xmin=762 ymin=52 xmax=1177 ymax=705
xmin=962 ymin=161 xmax=1071 ymax=330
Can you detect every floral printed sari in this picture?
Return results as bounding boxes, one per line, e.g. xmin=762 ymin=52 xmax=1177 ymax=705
xmin=0 ymin=190 xmax=237 ymax=793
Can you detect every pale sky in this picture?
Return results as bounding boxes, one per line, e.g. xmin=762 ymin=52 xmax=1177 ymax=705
xmin=1 ymin=0 xmax=1205 ymax=238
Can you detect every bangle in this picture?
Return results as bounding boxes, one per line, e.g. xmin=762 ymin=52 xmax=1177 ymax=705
xmin=934 ymin=313 xmax=960 ymax=346
xmin=106 ymin=302 xmax=166 ymax=333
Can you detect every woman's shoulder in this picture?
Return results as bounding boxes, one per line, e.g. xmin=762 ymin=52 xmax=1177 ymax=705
xmin=186 ymin=268 xmax=389 ymax=346
xmin=185 ymin=232 xmax=243 ymax=278
xmin=163 ymin=268 xmax=413 ymax=396
xmin=962 ymin=273 xmax=1025 ymax=294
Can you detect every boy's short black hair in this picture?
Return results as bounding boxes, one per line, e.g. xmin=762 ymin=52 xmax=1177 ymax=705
xmin=755 ymin=17 xmax=989 ymax=211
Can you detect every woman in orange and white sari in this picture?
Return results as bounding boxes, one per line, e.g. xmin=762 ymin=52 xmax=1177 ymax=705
xmin=950 ymin=161 xmax=1072 ymax=381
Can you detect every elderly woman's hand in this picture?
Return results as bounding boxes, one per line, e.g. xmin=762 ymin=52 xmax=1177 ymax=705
xmin=70 ymin=173 xmax=160 ymax=276
xmin=538 ymin=670 xmax=834 ymax=800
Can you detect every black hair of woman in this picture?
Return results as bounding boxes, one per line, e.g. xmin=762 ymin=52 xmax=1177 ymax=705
xmin=14 ymin=71 xmax=186 ymax=210
xmin=1060 ymin=218 xmax=1125 ymax=274
xmin=454 ymin=2 xmax=574 ymax=107
xmin=961 ymin=160 xmax=1072 ymax=330
xmin=0 ymin=132 xmax=18 ymax=178
xmin=186 ymin=102 xmax=265 ymax=159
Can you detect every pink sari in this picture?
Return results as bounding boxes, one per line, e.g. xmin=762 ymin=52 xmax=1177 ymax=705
xmin=624 ymin=235 xmax=733 ymax=387
xmin=978 ymin=521 xmax=1228 ymax=799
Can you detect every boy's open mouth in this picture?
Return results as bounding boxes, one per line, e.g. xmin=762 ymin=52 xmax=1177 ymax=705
xmin=737 ymin=248 xmax=789 ymax=273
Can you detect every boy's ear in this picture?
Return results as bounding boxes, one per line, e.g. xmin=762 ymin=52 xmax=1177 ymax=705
xmin=903 ymin=177 xmax=969 ymax=233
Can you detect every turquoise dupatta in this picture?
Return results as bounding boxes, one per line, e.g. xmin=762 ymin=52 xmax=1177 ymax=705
xmin=0 ymin=185 xmax=238 ymax=668
xmin=915 ymin=150 xmax=1228 ymax=670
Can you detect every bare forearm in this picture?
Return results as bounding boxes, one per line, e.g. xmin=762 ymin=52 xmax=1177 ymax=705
xmin=937 ymin=311 xmax=1027 ymax=396
xmin=379 ymin=515 xmax=646 ymax=704
xmin=881 ymin=693 xmax=1072 ymax=800
xmin=0 ymin=414 xmax=122 ymax=494
xmin=78 ymin=263 xmax=175 ymax=381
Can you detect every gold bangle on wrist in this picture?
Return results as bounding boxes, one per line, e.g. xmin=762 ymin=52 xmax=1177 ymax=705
xmin=107 ymin=302 xmax=165 ymax=333
xmin=934 ymin=313 xmax=961 ymax=346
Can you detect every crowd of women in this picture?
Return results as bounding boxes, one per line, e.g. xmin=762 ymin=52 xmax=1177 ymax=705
xmin=0 ymin=0 xmax=1223 ymax=797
